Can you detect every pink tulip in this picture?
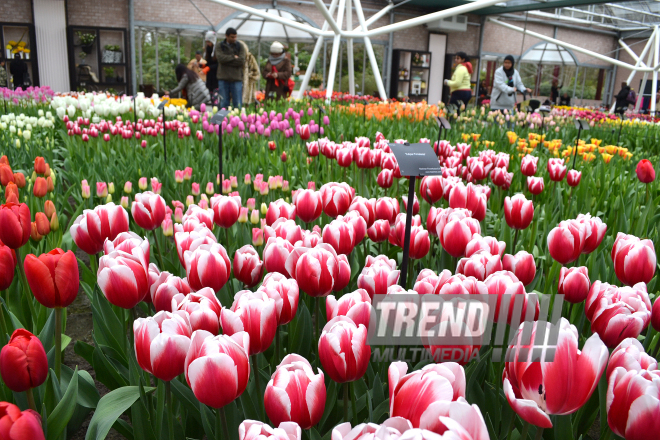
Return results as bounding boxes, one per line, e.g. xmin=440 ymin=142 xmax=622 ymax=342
xmin=234 ymin=245 xmax=264 ymax=288
xmin=185 ymin=330 xmax=250 ymax=408
xmin=294 ymin=190 xmax=323 ymax=224
xmin=98 ymin=247 xmax=150 ymax=309
xmin=319 ymin=316 xmax=370 ymax=383
xmin=389 ymin=362 xmax=465 ymax=428
xmin=150 ymin=271 xmax=191 ymax=312
xmin=558 ymin=266 xmax=590 ymax=304
xmin=71 ymin=203 xmax=130 ymax=255
xmin=419 ymin=176 xmax=444 ymax=204
xmin=289 ymin=247 xmax=338 ymax=297
xmin=502 ymin=251 xmax=536 ymax=286
xmin=436 ymin=208 xmax=480 ymax=258
xmin=239 ymin=420 xmax=301 ymax=440
xmin=375 ymin=197 xmax=400 ymax=225
xmin=401 ymin=194 xmax=419 ymax=216
xmin=221 ymin=290 xmax=277 ymax=355
xmin=264 ymin=354 xmax=326 ymax=429
xmin=607 ymin=338 xmax=657 ymax=380
xmin=320 ymin=182 xmax=353 ymax=218
xmin=611 ymin=232 xmax=656 ymax=286
xmin=465 ymin=234 xmax=506 ymax=259
xmin=457 ymin=251 xmax=502 ymax=282
xmin=574 ymin=214 xmax=606 ymax=254
xmin=174 ymin=225 xmax=216 ymax=267
xmin=607 ymin=367 xmax=660 ymax=440
xmin=586 ymin=281 xmax=651 ymax=347
xmin=503 ymin=318 xmax=608 ymax=428
xmin=299 ymin=124 xmax=311 ymax=140
xmin=377 ymin=169 xmax=394 ymax=188
xmin=485 ymin=270 xmax=538 ymax=323
xmin=448 ymin=183 xmax=486 ymax=222
xmin=184 ymin=243 xmax=231 ymax=292
xmin=263 ymin=237 xmax=295 ymax=277
xmin=266 ymin=200 xmax=297 ymax=226
xmin=367 ymin=220 xmax=390 ymax=243
xmin=172 ymin=288 xmax=222 ymax=334
xmin=182 ymin=204 xmax=214 ymax=231
xmin=211 ymin=195 xmax=240 ymax=229
xmin=349 ymin=197 xmax=376 ymax=228
xmin=331 ymin=418 xmax=412 ymax=440
xmin=258 ymin=273 xmax=300 ymax=325
xmin=322 ymin=219 xmax=355 ymax=255
xmin=547 ymin=219 xmax=586 ymax=264
xmin=413 ymin=269 xmax=450 ymax=295
xmin=504 ymin=194 xmax=533 ymax=230
xmin=134 ymin=311 xmax=191 ymax=381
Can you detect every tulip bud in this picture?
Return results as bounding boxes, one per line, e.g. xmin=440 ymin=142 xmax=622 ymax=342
xmin=50 ymin=212 xmax=59 ymax=231
xmin=30 ymin=222 xmax=42 ymax=242
xmin=186 ymin=195 xmax=194 ymax=206
xmin=558 ymin=266 xmax=590 ymax=304
xmin=247 ymin=198 xmax=256 ymax=210
xmin=162 ymin=217 xmax=174 ymax=237
xmin=105 ymin=194 xmax=112 ymax=204
xmin=141 ymin=140 xmax=147 ymax=148
xmin=206 ymin=182 xmax=214 ymax=195
xmin=46 ymin=176 xmax=54 ymax=193
xmin=252 ymin=228 xmax=264 ymax=246
xmin=108 ymin=182 xmax=115 ymax=194
xmin=238 ymin=207 xmax=248 ymax=223
xmin=281 ymin=152 xmax=287 ymax=162
xmin=244 ymin=174 xmax=251 ymax=185
xmin=44 ymin=200 xmax=56 ymax=219
xmin=250 ymin=209 xmax=260 ymax=224
xmin=0 ymin=329 xmax=48 ymax=392
xmin=138 ymin=177 xmax=148 ymax=190
xmin=120 ymin=196 xmax=129 ymax=209
xmin=35 ymin=212 xmax=50 ymax=236
xmin=124 ymin=181 xmax=133 ymax=193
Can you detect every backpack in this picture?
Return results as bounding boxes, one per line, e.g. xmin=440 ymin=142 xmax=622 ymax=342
xmin=627 ymin=90 xmax=636 ymax=103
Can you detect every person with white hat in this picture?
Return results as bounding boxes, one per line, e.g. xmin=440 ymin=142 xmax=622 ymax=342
xmin=262 ymin=41 xmax=292 ymax=100
xmin=203 ymin=31 xmax=218 ymax=95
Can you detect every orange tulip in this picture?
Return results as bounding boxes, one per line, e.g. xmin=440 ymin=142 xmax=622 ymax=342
xmin=35 ymin=212 xmax=50 ymax=236
xmin=0 ymin=164 xmax=13 ymax=187
xmin=5 ymin=182 xmax=18 ymax=203
xmin=0 ymin=155 xmax=8 ymax=166
xmin=34 ymin=157 xmax=46 ymax=174
xmin=12 ymin=172 xmax=26 ymax=188
xmin=44 ymin=200 xmax=56 ymax=219
xmin=44 ymin=163 xmax=51 ymax=177
xmin=46 ymin=176 xmax=54 ymax=192
xmin=30 ymin=222 xmax=42 ymax=242
xmin=33 ymin=177 xmax=47 ymax=198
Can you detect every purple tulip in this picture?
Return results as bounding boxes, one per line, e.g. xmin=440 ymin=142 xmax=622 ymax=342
xmin=308 ymin=107 xmax=313 ymax=116
xmin=323 ymin=116 xmax=329 ymax=125
xmin=238 ymin=121 xmax=245 ymax=131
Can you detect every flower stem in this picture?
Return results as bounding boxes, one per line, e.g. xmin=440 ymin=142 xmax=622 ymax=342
xmin=520 ymin=422 xmax=530 ymax=440
xmin=55 ymin=307 xmax=63 ymax=380
xmin=350 ymin=381 xmax=357 ymax=422
xmin=512 ymin=228 xmax=520 ymax=254
xmin=343 ymin=382 xmax=349 ymax=423
xmin=26 ymin=388 xmax=37 ymax=411
xmin=252 ymin=354 xmax=265 ymax=421
xmin=533 ymin=427 xmax=544 ymax=440
xmin=151 ymin=229 xmax=165 ymax=269
xmin=216 ymin=405 xmax=230 ymax=440
xmin=166 ymin=380 xmax=175 ymax=440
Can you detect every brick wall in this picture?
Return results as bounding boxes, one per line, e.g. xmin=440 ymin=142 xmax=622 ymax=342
xmin=67 ymin=0 xmax=129 ymax=28
xmin=0 ymin=0 xmax=32 ymax=24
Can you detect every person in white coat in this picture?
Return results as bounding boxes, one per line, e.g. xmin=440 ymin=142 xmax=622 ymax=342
xmin=490 ymin=55 xmax=531 ymax=112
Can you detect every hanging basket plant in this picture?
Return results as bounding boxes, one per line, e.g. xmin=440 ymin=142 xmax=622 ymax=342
xmin=77 ymin=31 xmax=96 ymax=54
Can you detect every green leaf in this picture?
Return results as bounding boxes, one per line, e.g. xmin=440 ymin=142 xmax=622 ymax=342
xmin=61 ymin=365 xmax=100 ymax=409
xmin=199 ymin=401 xmax=216 ymax=440
xmin=47 ymin=367 xmax=79 ymax=440
xmin=85 ymin=386 xmax=155 ymax=440
xmin=553 ymin=414 xmax=573 ymax=440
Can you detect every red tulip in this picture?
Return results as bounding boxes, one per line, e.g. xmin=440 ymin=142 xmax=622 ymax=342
xmin=269 ymin=141 xmax=277 ymax=151
xmin=375 ymin=197 xmax=400 ymax=225
xmin=567 ymin=169 xmax=581 ymax=187
xmin=319 ymin=316 xmax=370 ymax=383
xmin=322 ymin=219 xmax=355 ymax=255
xmin=333 ymin=253 xmax=352 ymax=293
xmin=466 ymin=157 xmax=490 ymax=181
xmin=348 ymin=197 xmax=376 ymax=228
xmin=234 ymin=245 xmax=264 ymax=288
xmin=465 ymin=234 xmax=505 ymax=259
xmin=150 ymin=271 xmax=191 ymax=312
xmin=490 ymin=167 xmax=513 ymax=189
xmin=222 ymin=290 xmax=277 ymax=355
xmin=172 ymin=288 xmax=222 ymax=334
xmin=0 ymin=203 xmax=30 ymax=250
xmin=367 ymin=220 xmax=390 ymax=243
xmin=290 ymin=247 xmax=338 ymax=297
xmin=377 ymin=169 xmax=394 ymax=189
xmin=576 ymin=214 xmax=607 ymax=254
xmin=132 ymin=191 xmax=167 ymax=230
xmin=485 ymin=271 xmax=537 ymax=324
xmin=299 ymin=124 xmax=311 ymax=140
xmin=419 ymin=176 xmax=444 ymax=204
xmin=413 ymin=269 xmax=450 ymax=295
xmin=401 ymin=194 xmax=419 ymax=216
xmin=0 ymin=329 xmax=48 ymax=392
xmin=611 ymin=232 xmax=656 ymax=286
xmin=32 ymin=177 xmax=47 ymax=198
xmin=558 ymin=266 xmax=590 ymax=304
xmin=326 ymin=289 xmax=371 ymax=328
xmin=98 ymin=247 xmax=150 ymax=309
xmin=185 ymin=243 xmax=231 ymax=292
xmin=185 ymin=330 xmax=250 ymax=408
xmin=239 ymin=420 xmax=301 ymax=440
xmin=502 ymin=251 xmax=536 ymax=286
xmin=306 ymin=141 xmax=320 ymax=156
xmin=547 ymin=219 xmax=586 ymax=264
xmin=448 ymin=182 xmax=486 ymax=222
xmin=357 ymin=259 xmax=400 ymax=299
xmin=182 ymin=205 xmax=214 ymax=230
xmin=436 ymin=208 xmax=480 ymax=258
xmin=264 ymin=219 xmax=303 ymax=246
xmin=263 ymin=237 xmax=295 ymax=277
xmin=504 ymin=194 xmax=533 ymax=230
xmin=266 ymin=200 xmax=297 ymax=226
xmin=336 ymin=148 xmax=353 ymax=167
xmin=23 ymin=249 xmax=79 ymax=308
xmin=403 ymin=226 xmax=430 ymax=260
xmin=331 ymin=418 xmax=413 ymax=440
xmin=71 ymin=203 xmax=129 ymax=255
xmin=0 ymin=402 xmax=45 ymax=440
xmin=210 ymin=195 xmax=240 ymax=228
xmin=294 ymin=190 xmax=322 ymax=224
xmin=388 ymin=362 xmax=465 ymax=428
xmin=174 ymin=225 xmax=216 ymax=267
xmin=258 ymin=273 xmax=299 ymax=325
xmin=526 ymin=176 xmax=544 ymax=195
xmin=342 ymin=211 xmax=367 ymax=245
xmin=607 ymin=367 xmax=660 ymax=440
xmin=264 ymin=354 xmax=326 ymax=429
xmin=503 ymin=318 xmax=608 ymax=428
xmin=607 ymin=338 xmax=657 ymax=380
xmin=0 ymin=240 xmax=16 ymax=291
xmin=320 ymin=183 xmax=353 ymax=218
xmin=134 ymin=311 xmax=192 ymax=381
xmin=34 ymin=157 xmax=47 ymax=174
xmin=547 ymin=158 xmax=567 ymax=182
xmin=636 ymin=159 xmax=656 ymax=183
xmin=12 ymin=172 xmax=26 ymax=188
xmin=586 ymin=281 xmax=651 ymax=347
xmin=0 ymin=164 xmax=13 ymax=187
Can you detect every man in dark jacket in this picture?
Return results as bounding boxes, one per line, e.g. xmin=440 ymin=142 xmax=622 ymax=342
xmin=215 ymin=27 xmax=245 ymax=108
xmin=10 ymin=54 xmax=28 ymax=90
xmin=615 ymin=82 xmax=631 ymax=115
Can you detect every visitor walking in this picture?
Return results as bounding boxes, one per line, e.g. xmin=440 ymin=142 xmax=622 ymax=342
xmin=444 ymin=51 xmax=473 ymax=112
xmin=10 ymin=53 xmax=28 ymax=90
xmin=239 ymin=40 xmax=260 ymax=105
xmin=215 ymin=27 xmax=245 ymax=108
xmin=262 ymin=42 xmax=292 ymax=101
xmin=550 ymin=80 xmax=562 ymax=105
xmin=163 ymin=64 xmax=210 ymax=109
xmin=490 ymin=54 xmax=531 ymax=113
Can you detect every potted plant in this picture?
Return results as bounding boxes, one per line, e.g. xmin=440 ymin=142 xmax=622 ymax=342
xmin=102 ymin=44 xmax=122 ymax=64
xmin=79 ymin=51 xmax=88 ymax=65
xmin=309 ymin=73 xmax=322 ymax=89
xmin=412 ymin=53 xmax=423 ymax=66
xmin=103 ymin=66 xmax=115 ymax=83
xmin=77 ymin=32 xmax=96 ymax=54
